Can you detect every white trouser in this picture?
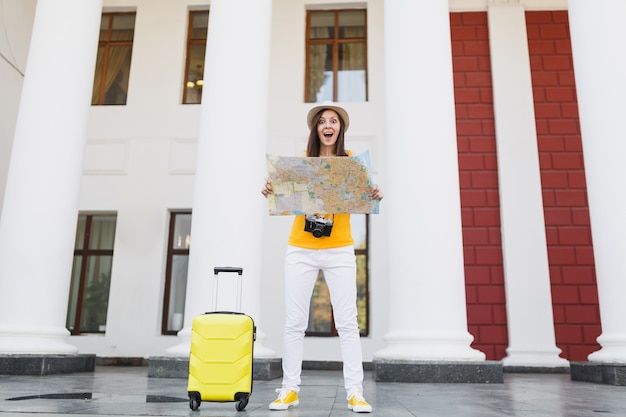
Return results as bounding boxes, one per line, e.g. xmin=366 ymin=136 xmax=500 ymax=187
xmin=281 ymin=244 xmax=364 ymax=395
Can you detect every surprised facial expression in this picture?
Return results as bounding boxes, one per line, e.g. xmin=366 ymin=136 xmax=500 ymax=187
xmin=317 ymin=110 xmax=341 ymax=152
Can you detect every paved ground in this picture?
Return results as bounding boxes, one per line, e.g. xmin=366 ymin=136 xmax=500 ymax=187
xmin=1 ymin=366 xmax=625 ymax=416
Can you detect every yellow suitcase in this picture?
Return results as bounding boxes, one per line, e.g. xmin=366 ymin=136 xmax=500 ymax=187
xmin=187 ymin=267 xmax=255 ymax=412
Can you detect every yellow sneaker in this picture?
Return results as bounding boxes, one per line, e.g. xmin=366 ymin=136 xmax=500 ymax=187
xmin=348 ymin=391 xmax=372 ymax=413
xmin=269 ymin=388 xmax=299 ymax=410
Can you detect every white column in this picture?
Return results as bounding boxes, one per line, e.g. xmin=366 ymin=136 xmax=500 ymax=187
xmin=374 ymin=0 xmax=484 ymax=361
xmin=166 ymin=0 xmax=274 ymax=357
xmin=0 ymin=0 xmax=102 ymax=353
xmin=488 ymin=4 xmax=568 ymax=367
xmin=569 ymin=0 xmax=626 ymax=363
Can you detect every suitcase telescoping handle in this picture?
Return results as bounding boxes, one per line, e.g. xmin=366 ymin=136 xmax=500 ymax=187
xmin=212 ymin=267 xmax=244 ymax=312
xmin=214 ymin=267 xmax=243 ymax=275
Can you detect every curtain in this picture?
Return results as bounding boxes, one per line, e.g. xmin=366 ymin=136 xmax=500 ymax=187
xmin=340 ymin=27 xmax=365 ymax=71
xmin=92 ymin=30 xmax=133 ymax=104
xmin=308 ymin=27 xmax=330 ymax=102
xmin=338 ymin=27 xmax=366 ymax=101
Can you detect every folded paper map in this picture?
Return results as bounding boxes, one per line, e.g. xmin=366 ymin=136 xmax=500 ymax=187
xmin=266 ymin=150 xmax=379 ymax=215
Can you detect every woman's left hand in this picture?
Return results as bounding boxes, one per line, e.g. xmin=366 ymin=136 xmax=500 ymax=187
xmin=261 ymin=178 xmax=273 ymax=198
xmin=371 ymin=184 xmax=384 ymax=201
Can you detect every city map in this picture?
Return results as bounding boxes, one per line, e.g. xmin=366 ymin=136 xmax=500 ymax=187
xmin=266 ymin=150 xmax=379 ymax=215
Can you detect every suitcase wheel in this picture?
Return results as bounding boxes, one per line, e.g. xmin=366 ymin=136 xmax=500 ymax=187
xmin=236 ymin=397 xmax=248 ymax=411
xmin=235 ymin=392 xmax=249 ymax=411
xmin=188 ymin=392 xmax=201 ymax=411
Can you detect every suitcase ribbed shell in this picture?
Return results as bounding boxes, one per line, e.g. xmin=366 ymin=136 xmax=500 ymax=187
xmin=187 ymin=312 xmax=254 ymax=402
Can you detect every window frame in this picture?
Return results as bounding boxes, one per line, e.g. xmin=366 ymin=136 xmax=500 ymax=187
xmin=91 ymin=11 xmax=136 ymax=106
xmin=305 ymin=8 xmax=369 ymax=103
xmin=182 ymin=9 xmax=209 ymax=104
xmin=161 ymin=210 xmax=192 ymax=335
xmin=67 ymin=213 xmax=117 ymax=335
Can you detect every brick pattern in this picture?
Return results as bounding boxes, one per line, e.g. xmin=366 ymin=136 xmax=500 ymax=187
xmin=451 ymin=11 xmax=601 ymax=361
xmin=451 ymin=12 xmax=508 ymax=360
xmin=526 ymin=10 xmax=601 ymax=361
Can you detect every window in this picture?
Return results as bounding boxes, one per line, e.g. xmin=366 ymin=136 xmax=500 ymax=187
xmin=183 ymin=10 xmax=209 ymax=104
xmin=91 ymin=12 xmax=135 ymax=105
xmin=306 ymin=9 xmax=368 ymax=103
xmin=162 ymin=211 xmax=192 ymax=335
xmin=306 ymin=214 xmax=370 ymax=336
xmin=67 ymin=214 xmax=117 ymax=334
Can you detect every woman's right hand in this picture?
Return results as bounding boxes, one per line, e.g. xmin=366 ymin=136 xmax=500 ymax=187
xmin=261 ymin=178 xmax=273 ymax=198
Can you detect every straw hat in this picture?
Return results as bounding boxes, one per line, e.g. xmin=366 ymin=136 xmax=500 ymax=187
xmin=306 ymin=101 xmax=350 ymax=132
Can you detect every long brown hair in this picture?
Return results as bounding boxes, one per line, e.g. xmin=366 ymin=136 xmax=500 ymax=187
xmin=306 ymin=109 xmax=348 ymax=157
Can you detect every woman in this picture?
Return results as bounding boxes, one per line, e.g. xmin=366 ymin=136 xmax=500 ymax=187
xmin=262 ymin=102 xmax=383 ymax=413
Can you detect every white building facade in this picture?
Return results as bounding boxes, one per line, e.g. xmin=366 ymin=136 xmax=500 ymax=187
xmin=1 ymin=0 xmax=625 ymax=370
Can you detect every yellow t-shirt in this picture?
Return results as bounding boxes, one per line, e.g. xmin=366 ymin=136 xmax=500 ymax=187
xmin=288 ymin=213 xmax=353 ymax=249
xmin=286 ymin=150 xmax=354 ymax=249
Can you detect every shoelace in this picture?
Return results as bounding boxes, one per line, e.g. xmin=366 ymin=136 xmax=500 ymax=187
xmin=349 ymin=391 xmax=366 ymax=402
xmin=275 ymin=388 xmax=291 ymax=401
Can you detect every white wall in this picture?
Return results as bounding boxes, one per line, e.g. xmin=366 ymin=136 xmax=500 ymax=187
xmin=2 ymin=0 xmax=569 ymax=360
xmin=74 ymin=0 xmax=204 ymax=356
xmin=263 ymin=0 xmax=389 ymax=361
xmin=70 ymin=0 xmax=391 ymax=360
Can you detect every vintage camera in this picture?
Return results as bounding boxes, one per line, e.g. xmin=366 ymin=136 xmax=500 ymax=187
xmin=304 ymin=215 xmax=333 ymax=238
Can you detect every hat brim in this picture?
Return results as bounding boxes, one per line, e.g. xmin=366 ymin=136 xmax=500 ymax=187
xmin=306 ymin=102 xmax=350 ymax=132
